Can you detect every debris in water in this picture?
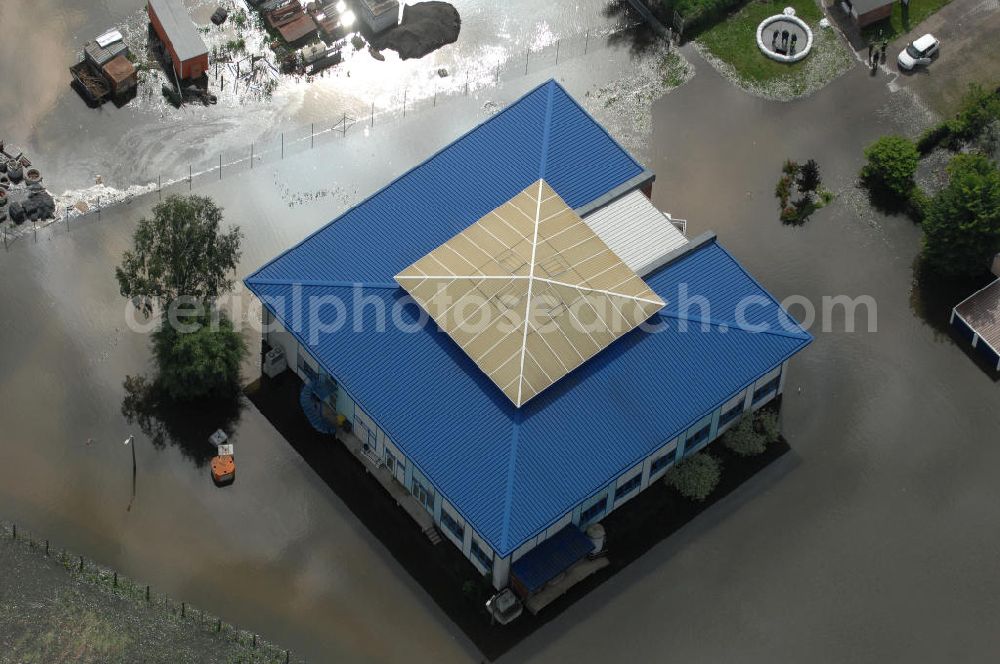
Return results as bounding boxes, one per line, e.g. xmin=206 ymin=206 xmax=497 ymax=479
xmin=371 ymin=2 xmax=461 ymax=61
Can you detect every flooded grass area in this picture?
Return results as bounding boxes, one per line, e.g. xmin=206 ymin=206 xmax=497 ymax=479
xmin=697 ymin=0 xmax=853 ymax=99
xmin=0 ymin=523 xmax=298 ymax=664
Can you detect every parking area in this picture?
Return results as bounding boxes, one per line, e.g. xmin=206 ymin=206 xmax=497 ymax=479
xmin=890 ymin=0 xmax=1000 ymax=114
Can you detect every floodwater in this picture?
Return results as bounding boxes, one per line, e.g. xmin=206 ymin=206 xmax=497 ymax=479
xmin=2 ymin=10 xmax=1000 ymax=664
xmin=0 ymin=0 xmax=625 ymax=195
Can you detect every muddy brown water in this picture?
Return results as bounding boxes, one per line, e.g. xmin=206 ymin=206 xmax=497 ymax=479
xmin=1 ymin=21 xmax=1000 ymax=664
xmin=0 ymin=0 xmax=625 ymax=195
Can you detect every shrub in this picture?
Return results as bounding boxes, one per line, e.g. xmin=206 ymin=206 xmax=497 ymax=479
xmin=916 ymin=123 xmax=951 ymax=155
xmin=757 ymin=409 xmax=780 ymax=443
xmin=664 ymin=453 xmax=721 ymax=502
xmin=946 ymin=84 xmax=1000 ymax=147
xmin=780 ymin=206 xmax=798 ymax=223
xmin=797 ymin=159 xmax=821 ymax=194
xmin=782 ymin=159 xmax=800 ymax=177
xmin=906 ymin=187 xmax=932 ymax=223
xmin=860 ymin=135 xmax=919 ymax=201
xmin=775 ymin=175 xmax=793 ymax=203
xmin=152 ymin=313 xmax=247 ymax=401
xmin=722 ymin=416 xmax=766 ymax=456
xmin=921 ymin=153 xmax=1000 ymax=278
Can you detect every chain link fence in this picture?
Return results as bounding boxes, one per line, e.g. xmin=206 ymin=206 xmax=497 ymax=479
xmin=1 ymin=20 xmax=655 ymax=252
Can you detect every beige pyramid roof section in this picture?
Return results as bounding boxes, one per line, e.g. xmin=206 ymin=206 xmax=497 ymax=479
xmin=395 ymin=179 xmax=665 ymax=407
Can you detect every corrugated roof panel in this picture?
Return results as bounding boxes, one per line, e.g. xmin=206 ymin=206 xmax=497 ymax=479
xmin=247 ymin=81 xmax=644 ymax=286
xmin=148 ymin=0 xmax=209 ymax=62
xmin=510 ymin=525 xmax=593 ymax=593
xmin=582 ymin=190 xmax=688 ymax=275
xmin=955 ymin=279 xmax=1000 ymax=352
xmin=245 ymin=82 xmax=811 ymax=557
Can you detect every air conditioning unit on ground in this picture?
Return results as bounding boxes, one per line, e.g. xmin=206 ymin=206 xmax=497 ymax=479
xmin=263 ymin=346 xmax=288 ymax=378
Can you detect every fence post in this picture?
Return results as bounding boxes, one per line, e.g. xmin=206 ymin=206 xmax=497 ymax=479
xmin=98 ymin=195 xmax=101 ymax=221
xmin=182 ymin=602 xmax=186 ymax=618
xmin=371 ymin=101 xmax=375 ymax=127
xmin=11 ymin=524 xmax=15 ymax=540
xmin=251 ymin=142 xmax=254 ymax=169
xmin=158 ymin=174 xmax=162 ymax=201
xmin=556 ymin=39 xmax=560 ymax=65
xmin=281 ymin=133 xmax=284 ymax=159
xmin=79 ymin=556 xmax=84 ymax=572
xmin=220 ymin=154 xmax=223 ymax=180
xmin=585 ymin=28 xmax=590 ymax=55
xmin=525 ymin=49 xmax=529 ymax=75
xmin=45 ymin=540 xmax=49 ymax=556
xmin=189 ymin=165 xmax=192 ymax=190
xmin=403 ymin=89 xmax=407 ymax=117
xmin=311 ymin=122 xmax=314 ymax=148
xmin=114 ymin=572 xmax=117 ymax=587
xmin=146 ymin=585 xmax=150 ymax=602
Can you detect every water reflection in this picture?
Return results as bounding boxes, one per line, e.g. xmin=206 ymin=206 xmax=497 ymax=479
xmin=121 ymin=374 xmax=245 ymax=467
xmin=602 ymin=1 xmax=662 ymax=55
xmin=909 ymin=257 xmax=1000 ymax=378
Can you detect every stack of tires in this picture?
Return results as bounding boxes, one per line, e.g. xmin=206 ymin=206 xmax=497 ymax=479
xmin=0 ymin=186 xmax=7 ymax=224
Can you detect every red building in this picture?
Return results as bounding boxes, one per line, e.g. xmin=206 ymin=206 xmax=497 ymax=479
xmin=147 ymin=0 xmax=209 ymax=80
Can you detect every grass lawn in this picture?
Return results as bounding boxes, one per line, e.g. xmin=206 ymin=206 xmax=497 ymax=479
xmin=697 ymin=0 xmax=853 ymax=98
xmin=861 ymin=0 xmax=953 ymax=42
xmin=699 ymin=0 xmax=822 ymax=83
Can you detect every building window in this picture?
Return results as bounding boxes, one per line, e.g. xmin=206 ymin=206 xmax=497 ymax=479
xmin=753 ymin=375 xmax=781 ymax=403
xmin=614 ymin=474 xmax=642 ymax=502
xmin=411 ymin=477 xmax=434 ymax=512
xmin=471 ymin=539 xmax=492 ymax=571
xmin=385 ymin=448 xmax=397 ymax=474
xmin=686 ymin=424 xmax=711 ymax=453
xmin=580 ymin=495 xmax=608 ymax=525
xmin=719 ymin=401 xmax=744 ymax=429
xmin=440 ymin=509 xmax=464 ymax=540
xmin=650 ymin=448 xmax=676 ymax=475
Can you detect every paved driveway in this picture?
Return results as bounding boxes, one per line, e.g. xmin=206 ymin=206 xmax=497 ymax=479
xmin=889 ymin=0 xmax=1000 ymax=114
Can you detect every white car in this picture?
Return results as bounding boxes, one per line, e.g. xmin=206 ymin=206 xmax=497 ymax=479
xmin=898 ymin=34 xmax=940 ymax=70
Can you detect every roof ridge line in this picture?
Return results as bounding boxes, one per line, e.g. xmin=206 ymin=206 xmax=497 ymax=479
xmin=654 ymin=309 xmax=812 ymax=340
xmin=246 ymin=277 xmax=400 ymax=290
xmin=498 ymin=410 xmax=524 ymax=553
xmin=243 ymin=79 xmax=561 ymax=284
xmin=538 ymin=82 xmax=555 ymax=180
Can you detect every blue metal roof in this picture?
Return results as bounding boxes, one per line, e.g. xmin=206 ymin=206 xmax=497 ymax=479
xmin=511 ymin=525 xmax=594 ymax=594
xmin=245 ymin=80 xmax=811 ymax=557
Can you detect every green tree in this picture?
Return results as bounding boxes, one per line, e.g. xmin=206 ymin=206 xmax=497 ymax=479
xmin=152 ymin=313 xmax=247 ymax=401
xmin=664 ymin=453 xmax=721 ymax=502
xmin=860 ymin=136 xmax=919 ymax=201
xmin=921 ymin=153 xmax=1000 ymax=278
xmin=116 ymin=195 xmax=242 ymax=316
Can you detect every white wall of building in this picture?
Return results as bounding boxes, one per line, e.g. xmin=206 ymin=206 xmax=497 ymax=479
xmin=262 ymin=314 xmax=789 ymax=591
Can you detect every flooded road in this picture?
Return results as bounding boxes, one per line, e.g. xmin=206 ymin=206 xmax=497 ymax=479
xmin=0 ymin=0 xmax=626 ymax=197
xmin=2 ymin=12 xmax=1000 ymax=664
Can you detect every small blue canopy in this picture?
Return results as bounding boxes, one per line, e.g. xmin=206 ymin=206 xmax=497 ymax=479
xmin=511 ymin=526 xmax=594 ymax=594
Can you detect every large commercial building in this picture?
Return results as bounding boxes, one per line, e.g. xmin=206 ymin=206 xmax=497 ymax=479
xmin=246 ymin=80 xmax=811 ymax=593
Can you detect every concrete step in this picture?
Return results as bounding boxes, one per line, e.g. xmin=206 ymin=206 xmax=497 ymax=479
xmin=423 ymin=526 xmax=442 ymax=545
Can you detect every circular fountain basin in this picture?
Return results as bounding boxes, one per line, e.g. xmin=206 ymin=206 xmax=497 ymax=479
xmin=757 ymin=10 xmax=813 ymax=63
